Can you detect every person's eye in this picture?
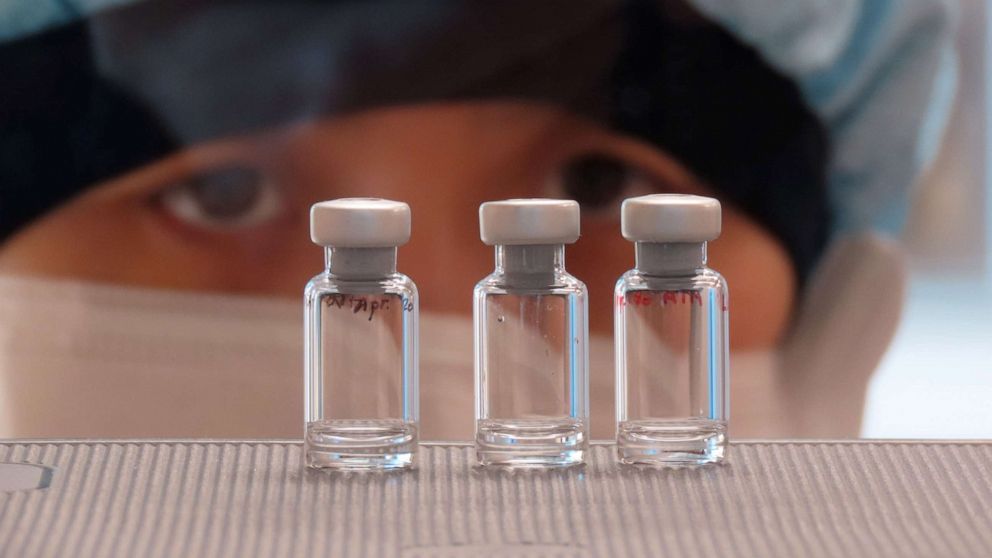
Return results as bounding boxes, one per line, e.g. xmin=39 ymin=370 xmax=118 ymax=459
xmin=554 ymin=153 xmax=652 ymax=214
xmin=155 ymin=166 xmax=285 ymax=231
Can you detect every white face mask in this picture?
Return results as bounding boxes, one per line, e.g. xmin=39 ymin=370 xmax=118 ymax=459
xmin=0 ymin=275 xmax=791 ymax=440
xmin=0 ymin=275 xmax=304 ymax=439
xmin=0 ymin=233 xmax=904 ymax=440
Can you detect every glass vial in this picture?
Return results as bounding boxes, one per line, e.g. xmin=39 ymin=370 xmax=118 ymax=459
xmin=615 ymin=194 xmax=729 ymax=466
xmin=474 ymin=199 xmax=589 ymax=467
xmin=304 ymin=198 xmax=419 ymax=470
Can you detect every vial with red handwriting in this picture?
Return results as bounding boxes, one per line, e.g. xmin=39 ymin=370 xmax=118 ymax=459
xmin=304 ymin=198 xmax=418 ymax=470
xmin=475 ymin=199 xmax=589 ymax=467
xmin=615 ymin=194 xmax=728 ymax=466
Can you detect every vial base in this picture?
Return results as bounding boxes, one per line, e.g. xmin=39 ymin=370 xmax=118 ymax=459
xmin=617 ymin=419 xmax=727 ymax=467
xmin=305 ymin=419 xmax=417 ymax=471
xmin=476 ymin=418 xmax=587 ymax=468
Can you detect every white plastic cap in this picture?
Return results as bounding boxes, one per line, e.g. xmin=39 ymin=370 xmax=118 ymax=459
xmin=479 ymin=199 xmax=580 ymax=245
xmin=310 ymin=198 xmax=411 ymax=247
xmin=621 ymin=194 xmax=721 ymax=243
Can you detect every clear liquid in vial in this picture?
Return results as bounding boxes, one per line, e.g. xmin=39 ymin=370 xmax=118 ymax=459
xmin=306 ymin=419 xmax=417 ymax=470
xmin=475 ymin=290 xmax=588 ymax=467
xmin=616 ymin=272 xmax=728 ymax=466
xmin=305 ymin=284 xmax=418 ymax=470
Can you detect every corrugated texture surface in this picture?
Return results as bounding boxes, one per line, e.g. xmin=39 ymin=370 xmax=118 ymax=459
xmin=1 ymin=441 xmax=991 ymax=557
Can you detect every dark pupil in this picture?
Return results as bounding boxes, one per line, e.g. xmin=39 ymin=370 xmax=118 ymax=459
xmin=188 ymin=167 xmax=262 ymax=219
xmin=560 ymin=154 xmax=628 ymax=208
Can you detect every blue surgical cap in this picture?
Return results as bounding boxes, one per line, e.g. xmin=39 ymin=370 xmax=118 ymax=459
xmin=687 ymin=0 xmax=957 ymax=235
xmin=1 ymin=0 xmax=958 ymax=240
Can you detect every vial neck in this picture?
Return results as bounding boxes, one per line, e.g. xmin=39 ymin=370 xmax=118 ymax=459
xmin=495 ymin=244 xmax=565 ymax=277
xmin=325 ymin=247 xmax=397 ymax=279
xmin=635 ymin=242 xmax=706 ymax=275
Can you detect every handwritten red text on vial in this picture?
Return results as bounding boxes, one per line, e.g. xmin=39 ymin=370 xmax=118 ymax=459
xmin=324 ymin=295 xmax=414 ymax=321
xmin=618 ymin=291 xmax=705 ymax=307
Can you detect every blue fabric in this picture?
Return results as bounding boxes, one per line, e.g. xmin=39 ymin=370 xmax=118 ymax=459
xmin=0 ymin=0 xmax=133 ymax=41
xmin=687 ymin=0 xmax=958 ymax=235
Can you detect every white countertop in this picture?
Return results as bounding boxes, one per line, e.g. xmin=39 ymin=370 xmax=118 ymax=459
xmin=1 ymin=440 xmax=991 ymax=558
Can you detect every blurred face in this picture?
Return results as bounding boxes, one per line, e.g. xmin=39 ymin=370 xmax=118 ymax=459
xmin=0 ymin=101 xmax=795 ymax=348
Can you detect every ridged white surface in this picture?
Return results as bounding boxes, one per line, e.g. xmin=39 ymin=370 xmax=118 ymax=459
xmin=1 ymin=441 xmax=991 ymax=557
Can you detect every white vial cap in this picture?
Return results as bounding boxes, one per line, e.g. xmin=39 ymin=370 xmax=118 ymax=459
xmin=479 ymin=199 xmax=580 ymax=245
xmin=310 ymin=198 xmax=411 ymax=247
xmin=621 ymin=194 xmax=721 ymax=243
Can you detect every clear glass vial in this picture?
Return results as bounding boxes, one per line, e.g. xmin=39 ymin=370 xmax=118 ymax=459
xmin=304 ymin=198 xmax=419 ymax=470
xmin=474 ymin=199 xmax=589 ymax=467
xmin=615 ymin=194 xmax=729 ymax=466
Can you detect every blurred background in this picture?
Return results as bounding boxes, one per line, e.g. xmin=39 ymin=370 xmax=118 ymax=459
xmin=0 ymin=0 xmax=986 ymax=440
xmin=864 ymin=0 xmax=991 ymax=438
